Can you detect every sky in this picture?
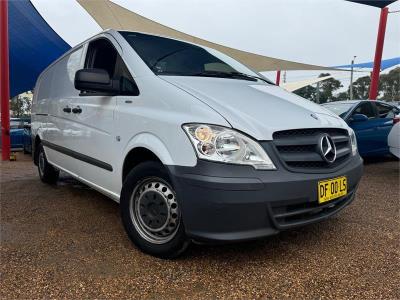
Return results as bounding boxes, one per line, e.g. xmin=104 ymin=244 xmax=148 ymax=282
xmin=32 ymin=0 xmax=400 ymax=87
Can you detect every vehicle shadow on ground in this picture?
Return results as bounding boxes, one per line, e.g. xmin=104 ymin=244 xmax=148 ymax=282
xmin=181 ymin=220 xmax=338 ymax=262
xmin=362 ymin=155 xmax=398 ymax=165
xmin=55 ymin=173 xmax=339 ymax=262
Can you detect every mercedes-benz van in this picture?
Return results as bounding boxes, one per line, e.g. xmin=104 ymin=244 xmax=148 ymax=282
xmin=31 ymin=29 xmax=363 ymax=258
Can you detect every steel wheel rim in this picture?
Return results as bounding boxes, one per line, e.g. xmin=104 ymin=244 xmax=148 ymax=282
xmin=129 ymin=177 xmax=180 ymax=244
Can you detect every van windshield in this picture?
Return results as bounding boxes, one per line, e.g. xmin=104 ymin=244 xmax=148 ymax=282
xmin=119 ymin=31 xmax=270 ymax=83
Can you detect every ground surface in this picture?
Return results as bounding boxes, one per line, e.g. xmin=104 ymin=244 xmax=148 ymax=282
xmin=1 ymin=153 xmax=399 ymax=299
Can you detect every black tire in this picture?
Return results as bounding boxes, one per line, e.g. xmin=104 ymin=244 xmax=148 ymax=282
xmin=37 ymin=143 xmax=59 ymax=184
xmin=390 ymin=153 xmax=400 ymax=161
xmin=120 ymin=161 xmax=189 ymax=259
xmin=23 ymin=145 xmax=31 ymax=154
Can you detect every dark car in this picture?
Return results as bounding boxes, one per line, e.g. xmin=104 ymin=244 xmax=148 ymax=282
xmin=10 ymin=119 xmax=25 ymax=149
xmin=322 ymin=100 xmax=400 ymax=157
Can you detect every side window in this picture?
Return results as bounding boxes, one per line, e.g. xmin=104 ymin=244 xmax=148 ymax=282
xmin=353 ymin=102 xmax=376 ymax=119
xmin=376 ymin=103 xmax=397 ymax=118
xmin=84 ymin=38 xmax=139 ymax=96
xmin=85 ymin=39 xmax=117 ymax=77
xmin=114 ymin=55 xmax=139 ymax=95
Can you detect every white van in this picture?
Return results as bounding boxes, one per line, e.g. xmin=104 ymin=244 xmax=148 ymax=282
xmin=32 ymin=29 xmax=363 ymax=258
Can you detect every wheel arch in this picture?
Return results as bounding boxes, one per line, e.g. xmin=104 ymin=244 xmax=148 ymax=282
xmin=121 ymin=133 xmax=175 ymax=183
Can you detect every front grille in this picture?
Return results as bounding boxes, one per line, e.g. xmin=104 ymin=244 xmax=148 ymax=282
xmin=270 ymin=191 xmax=355 ymax=228
xmin=272 ymin=128 xmax=351 ymax=172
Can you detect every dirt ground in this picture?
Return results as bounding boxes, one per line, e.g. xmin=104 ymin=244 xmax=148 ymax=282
xmin=1 ymin=153 xmax=399 ymax=299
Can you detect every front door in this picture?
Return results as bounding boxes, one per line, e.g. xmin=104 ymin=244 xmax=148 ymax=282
xmin=348 ymin=102 xmax=379 ymax=156
xmin=70 ymin=36 xmax=138 ymax=198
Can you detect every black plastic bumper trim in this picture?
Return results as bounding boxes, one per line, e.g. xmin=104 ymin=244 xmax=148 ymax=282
xmin=167 ymin=155 xmax=363 ymax=243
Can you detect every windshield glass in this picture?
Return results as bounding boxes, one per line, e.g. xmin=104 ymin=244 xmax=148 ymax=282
xmin=119 ymin=31 xmax=264 ymax=80
xmin=323 ymin=103 xmax=354 ymax=118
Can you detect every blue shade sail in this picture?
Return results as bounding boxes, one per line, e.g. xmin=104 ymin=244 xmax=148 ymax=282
xmin=333 ymin=57 xmax=400 ymax=70
xmin=8 ymin=0 xmax=71 ymax=97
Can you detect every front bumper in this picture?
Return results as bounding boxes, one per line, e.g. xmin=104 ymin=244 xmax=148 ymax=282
xmin=167 ymin=153 xmax=363 ymax=243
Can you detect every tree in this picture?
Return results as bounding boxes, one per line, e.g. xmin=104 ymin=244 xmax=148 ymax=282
xmin=10 ymin=96 xmax=24 ymax=117
xmin=293 ymin=73 xmax=343 ymax=103
xmin=10 ymin=94 xmax=32 ymax=117
xmin=379 ymin=67 xmax=400 ymax=101
xmin=351 ymin=76 xmax=370 ymax=100
xmin=293 ymin=68 xmax=398 ymax=103
xmin=24 ymin=95 xmax=32 ymax=114
xmin=294 ymin=85 xmax=317 ymax=102
xmin=341 ymin=67 xmax=399 ymax=101
xmin=317 ymin=73 xmax=343 ymax=104
xmin=335 ymin=92 xmax=349 ymax=101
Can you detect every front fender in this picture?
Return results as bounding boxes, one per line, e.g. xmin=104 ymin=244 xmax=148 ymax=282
xmin=123 ymin=132 xmax=174 ymax=165
xmin=119 ymin=131 xmax=197 ymax=173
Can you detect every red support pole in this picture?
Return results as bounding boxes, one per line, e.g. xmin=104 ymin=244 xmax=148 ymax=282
xmin=1 ymin=0 xmax=10 ymax=161
xmin=369 ymin=7 xmax=389 ymax=100
xmin=275 ymin=70 xmax=281 ymax=86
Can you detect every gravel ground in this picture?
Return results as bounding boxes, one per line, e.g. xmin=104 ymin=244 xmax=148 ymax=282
xmin=1 ymin=153 xmax=399 ymax=299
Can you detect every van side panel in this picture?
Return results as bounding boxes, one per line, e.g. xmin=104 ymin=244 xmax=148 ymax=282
xmin=31 ymin=66 xmax=54 ymax=154
xmin=43 ymin=47 xmax=85 ymax=175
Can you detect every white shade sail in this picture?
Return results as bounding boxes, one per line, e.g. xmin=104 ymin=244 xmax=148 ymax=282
xmin=77 ymin=0 xmax=337 ymax=72
xmin=281 ymin=75 xmax=334 ymax=92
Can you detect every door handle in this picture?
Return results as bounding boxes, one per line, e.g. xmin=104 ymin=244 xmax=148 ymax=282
xmin=72 ymin=106 xmax=82 ymax=114
xmin=63 ymin=106 xmax=71 ymax=113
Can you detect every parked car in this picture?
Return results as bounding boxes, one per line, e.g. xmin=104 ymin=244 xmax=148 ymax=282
xmin=10 ymin=119 xmax=25 ymax=149
xmin=322 ymin=100 xmax=400 ymax=157
xmin=0 ymin=118 xmax=29 ymax=150
xmin=386 ymin=101 xmax=400 ymax=109
xmin=388 ymin=123 xmax=400 ymax=158
xmin=31 ymin=29 xmax=363 ymax=258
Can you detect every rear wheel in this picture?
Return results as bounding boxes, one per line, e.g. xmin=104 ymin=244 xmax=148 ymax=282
xmin=120 ymin=161 xmax=189 ymax=258
xmin=37 ymin=143 xmax=59 ymax=184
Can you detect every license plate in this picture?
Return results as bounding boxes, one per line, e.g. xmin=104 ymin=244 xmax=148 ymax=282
xmin=318 ymin=176 xmax=347 ymax=204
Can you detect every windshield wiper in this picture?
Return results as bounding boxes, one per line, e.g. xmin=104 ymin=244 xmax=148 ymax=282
xmin=229 ymin=72 xmax=274 ymax=85
xmin=191 ymin=71 xmax=274 ymax=84
xmin=190 ymin=71 xmax=255 ymax=81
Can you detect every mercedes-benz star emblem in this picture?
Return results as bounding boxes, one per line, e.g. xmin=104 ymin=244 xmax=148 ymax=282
xmin=319 ymin=134 xmax=336 ymax=163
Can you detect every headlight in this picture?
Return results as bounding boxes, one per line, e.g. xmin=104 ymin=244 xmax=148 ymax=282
xmin=182 ymin=124 xmax=276 ymax=170
xmin=348 ymin=128 xmax=358 ymax=156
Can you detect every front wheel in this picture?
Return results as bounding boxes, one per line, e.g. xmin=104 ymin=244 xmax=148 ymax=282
xmin=120 ymin=161 xmax=189 ymax=258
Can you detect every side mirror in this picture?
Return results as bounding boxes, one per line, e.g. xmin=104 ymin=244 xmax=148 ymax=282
xmin=74 ymin=68 xmax=119 ymax=95
xmin=350 ymin=113 xmax=368 ymax=123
